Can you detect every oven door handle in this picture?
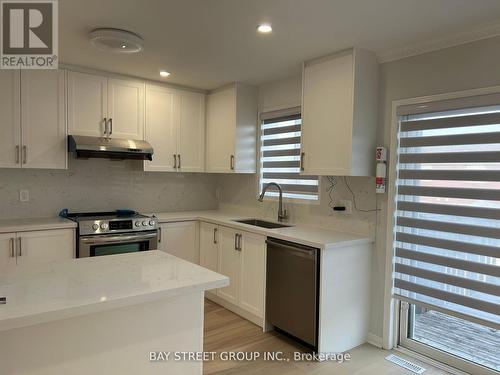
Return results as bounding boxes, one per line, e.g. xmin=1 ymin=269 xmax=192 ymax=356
xmin=80 ymin=232 xmax=157 ymax=244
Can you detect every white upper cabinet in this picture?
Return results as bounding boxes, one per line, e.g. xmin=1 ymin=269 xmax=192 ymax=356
xmin=67 ymin=71 xmax=108 ymax=137
xmin=68 ymin=71 xmax=144 ymax=140
xmin=301 ymin=48 xmax=378 ymax=176
xmin=144 ymin=85 xmax=177 ymax=172
xmin=144 ymin=84 xmax=205 ymax=173
xmin=177 ymin=90 xmax=205 ymax=172
xmin=0 ymin=69 xmax=66 ymax=170
xmin=107 ymin=78 xmax=144 ymax=139
xmin=21 ymin=70 xmax=67 ymax=169
xmin=0 ymin=70 xmax=21 ymax=168
xmin=206 ymin=83 xmax=258 ymax=173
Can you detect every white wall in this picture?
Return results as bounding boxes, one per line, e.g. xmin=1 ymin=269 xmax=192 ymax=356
xmin=0 ymin=158 xmax=218 ymax=219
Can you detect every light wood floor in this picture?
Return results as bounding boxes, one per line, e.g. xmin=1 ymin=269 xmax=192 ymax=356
xmin=203 ymin=299 xmax=449 ymax=375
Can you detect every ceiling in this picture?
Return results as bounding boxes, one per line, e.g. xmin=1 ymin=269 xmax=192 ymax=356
xmin=60 ymin=0 xmax=500 ymax=90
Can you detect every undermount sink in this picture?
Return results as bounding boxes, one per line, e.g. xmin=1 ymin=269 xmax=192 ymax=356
xmin=233 ymin=218 xmax=292 ymax=229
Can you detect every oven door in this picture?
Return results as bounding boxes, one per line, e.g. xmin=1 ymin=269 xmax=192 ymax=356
xmin=78 ymin=231 xmax=158 ymax=258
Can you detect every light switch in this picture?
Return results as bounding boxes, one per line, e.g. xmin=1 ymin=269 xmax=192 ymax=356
xmin=19 ymin=189 xmax=29 ymax=202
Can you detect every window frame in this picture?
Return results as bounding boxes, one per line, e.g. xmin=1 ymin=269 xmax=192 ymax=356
xmin=256 ymin=108 xmax=321 ymax=205
xmin=382 ymin=86 xmax=500 ymax=374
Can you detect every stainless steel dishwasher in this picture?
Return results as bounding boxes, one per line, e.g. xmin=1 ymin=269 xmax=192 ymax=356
xmin=266 ymin=237 xmax=319 ymax=349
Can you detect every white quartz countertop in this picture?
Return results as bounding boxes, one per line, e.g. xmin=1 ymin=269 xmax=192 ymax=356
xmin=152 ymin=210 xmax=373 ymax=250
xmin=0 ymin=251 xmax=228 ymax=332
xmin=0 ymin=217 xmax=76 ymax=233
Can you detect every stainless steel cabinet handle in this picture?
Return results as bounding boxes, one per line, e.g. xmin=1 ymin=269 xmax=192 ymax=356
xmin=22 ymin=146 xmax=27 ymax=164
xmin=173 ymin=154 xmax=177 ymax=169
xmin=103 ymin=117 xmax=108 ymax=136
xmin=109 ymin=118 xmax=113 ymax=135
xmin=10 ymin=238 xmax=15 ymax=258
xmin=15 ymin=145 xmax=20 ymax=164
xmin=177 ymin=154 xmax=181 ymax=169
xmin=234 ymin=233 xmax=238 ymax=250
xmin=237 ymin=234 xmax=242 ymax=251
xmin=213 ymin=227 xmax=218 ymax=244
xmin=300 ymin=152 xmax=305 ymax=171
xmin=230 ymin=155 xmax=235 ymax=170
xmin=158 ymin=227 xmax=162 ymax=243
xmin=17 ymin=237 xmax=22 ymax=257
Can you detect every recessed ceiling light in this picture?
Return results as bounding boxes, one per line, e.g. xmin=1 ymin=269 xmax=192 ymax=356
xmin=159 ymin=70 xmax=170 ymax=77
xmin=257 ymin=23 xmax=272 ymax=34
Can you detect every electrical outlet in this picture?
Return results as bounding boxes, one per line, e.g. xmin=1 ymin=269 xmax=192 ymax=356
xmin=19 ymin=189 xmax=29 ymax=202
xmin=339 ymin=199 xmax=352 ymax=214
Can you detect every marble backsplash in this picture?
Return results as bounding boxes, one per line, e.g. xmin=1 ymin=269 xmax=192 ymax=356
xmin=217 ymin=174 xmax=378 ymax=237
xmin=0 ymin=158 xmax=219 ymax=219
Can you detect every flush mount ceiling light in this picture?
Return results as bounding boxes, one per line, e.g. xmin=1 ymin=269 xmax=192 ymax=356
xmin=257 ymin=23 xmax=273 ymax=34
xmin=159 ymin=70 xmax=170 ymax=77
xmin=89 ymin=28 xmax=144 ymax=53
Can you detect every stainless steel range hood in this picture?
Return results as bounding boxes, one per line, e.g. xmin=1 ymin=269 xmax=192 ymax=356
xmin=68 ymin=135 xmax=153 ymax=161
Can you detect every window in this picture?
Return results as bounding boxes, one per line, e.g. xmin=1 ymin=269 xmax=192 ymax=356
xmin=393 ymin=102 xmax=500 ymax=373
xmin=259 ymin=109 xmax=319 ymax=201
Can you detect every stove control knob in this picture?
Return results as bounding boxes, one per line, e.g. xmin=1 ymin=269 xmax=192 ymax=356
xmin=92 ymin=224 xmax=99 ymax=231
xmin=149 ymin=220 xmax=155 ymax=226
xmin=142 ymin=221 xmax=147 ymax=226
xmin=100 ymin=223 xmax=108 ymax=230
xmin=135 ymin=221 xmax=141 ymax=227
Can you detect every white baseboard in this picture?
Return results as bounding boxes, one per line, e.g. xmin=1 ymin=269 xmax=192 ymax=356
xmin=367 ymin=333 xmax=383 ymax=348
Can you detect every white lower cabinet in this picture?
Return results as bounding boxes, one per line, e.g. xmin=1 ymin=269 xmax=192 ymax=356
xmin=0 ymin=229 xmax=75 ymax=271
xmin=158 ymin=221 xmax=200 ymax=264
xmin=200 ymin=222 xmax=266 ymax=322
xmin=199 ymin=222 xmax=219 ymax=273
xmin=238 ymin=231 xmax=266 ymax=318
xmin=217 ymin=226 xmax=241 ymax=305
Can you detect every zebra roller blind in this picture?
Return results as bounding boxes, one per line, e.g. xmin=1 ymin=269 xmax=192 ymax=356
xmin=260 ymin=110 xmax=319 ymax=201
xmin=393 ymin=107 xmax=500 ymax=329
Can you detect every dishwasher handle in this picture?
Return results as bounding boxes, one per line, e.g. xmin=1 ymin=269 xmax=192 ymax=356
xmin=266 ymin=239 xmax=318 ymax=260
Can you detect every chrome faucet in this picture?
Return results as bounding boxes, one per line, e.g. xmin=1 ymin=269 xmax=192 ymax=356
xmin=258 ymin=182 xmax=288 ymax=222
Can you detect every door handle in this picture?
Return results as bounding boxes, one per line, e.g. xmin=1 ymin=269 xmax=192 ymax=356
xmin=103 ymin=117 xmax=108 ymax=136
xmin=230 ymin=155 xmax=235 ymax=170
xmin=109 ymin=118 xmax=113 ymax=136
xmin=22 ymin=146 xmax=27 ymax=164
xmin=300 ymin=152 xmax=305 ymax=171
xmin=10 ymin=238 xmax=15 ymax=258
xmin=173 ymin=154 xmax=177 ymax=169
xmin=15 ymin=145 xmax=20 ymax=164
xmin=177 ymin=154 xmax=181 ymax=169
xmin=17 ymin=237 xmax=22 ymax=257
xmin=213 ymin=227 xmax=218 ymax=244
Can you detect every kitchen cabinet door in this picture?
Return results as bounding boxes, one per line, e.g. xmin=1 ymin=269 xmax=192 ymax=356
xmin=67 ymin=71 xmax=108 ymax=137
xmin=16 ymin=229 xmax=74 ymax=266
xmin=107 ymin=78 xmax=144 ymax=140
xmin=144 ymin=85 xmax=177 ymax=172
xmin=0 ymin=70 xmax=21 ymax=168
xmin=239 ymin=231 xmax=266 ymax=318
xmin=0 ymin=233 xmax=17 ymax=272
xmin=217 ymin=226 xmax=240 ymax=305
xmin=199 ymin=222 xmax=219 ymax=272
xmin=177 ymin=91 xmax=205 ymax=172
xmin=301 ymin=48 xmax=378 ymax=176
xmin=21 ymin=70 xmax=67 ymax=169
xmin=206 ymin=86 xmax=236 ymax=173
xmin=158 ymin=221 xmax=199 ymax=264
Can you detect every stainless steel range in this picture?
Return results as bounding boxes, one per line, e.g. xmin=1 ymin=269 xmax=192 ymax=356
xmin=67 ymin=211 xmax=158 ymax=258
